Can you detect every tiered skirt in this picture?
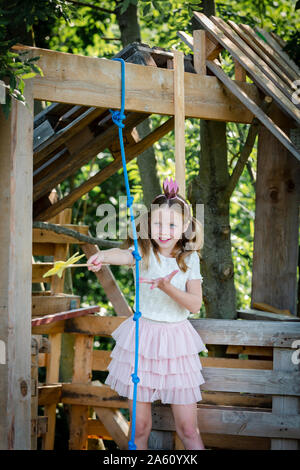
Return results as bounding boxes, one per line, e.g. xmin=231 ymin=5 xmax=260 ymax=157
xmin=104 ymin=314 xmax=207 ymax=405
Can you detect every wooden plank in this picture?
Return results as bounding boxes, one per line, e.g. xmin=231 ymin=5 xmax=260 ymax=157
xmin=0 ymin=79 xmax=6 ymax=103
xmin=193 ymin=12 xmax=300 ymax=125
xmin=234 ymin=59 xmax=246 ymax=82
xmin=38 ymin=385 xmax=62 ymax=406
xmin=33 ymin=316 xmax=300 ymax=347
xmin=205 ymin=59 xmax=300 ymax=161
xmin=152 ymin=403 xmax=300 ymax=439
xmin=191 ymin=433 xmax=270 ymax=450
xmin=61 ymin=383 xmax=128 ymax=409
xmin=0 ymin=79 xmax=33 ymax=450
xmin=226 ymin=345 xmax=273 ymax=357
xmin=193 ymin=30 xmax=206 ymax=75
xmin=34 ymin=107 xmax=106 ymax=165
xmin=31 ymin=305 xmax=100 ymax=326
xmin=12 ymin=44 xmax=259 ymax=124
xmin=69 ymin=335 xmax=94 ymax=450
xmin=33 ymin=224 xmax=89 ymax=243
xmin=227 ymin=20 xmax=293 ymax=91
xmin=173 ymin=49 xmax=186 ymax=197
xmin=201 ymin=391 xmax=272 ymax=409
xmin=92 ymin=349 xmax=272 ymax=371
xmin=42 ymin=333 xmax=61 ymax=450
xmin=31 ymin=338 xmax=39 ymax=449
xmin=271 ymin=348 xmax=300 ymax=450
xmin=202 ymin=367 xmax=300 ymax=396
xmin=211 ymin=15 xmax=298 ymax=108
xmin=32 ymin=293 xmax=81 ymax=317
xmin=238 ymin=309 xmax=300 ymax=322
xmin=252 ymin=105 xmax=300 ymax=316
xmin=42 ymin=237 xmax=69 ymax=450
xmin=33 ymin=119 xmax=55 ymax=148
xmin=35 ymin=118 xmax=174 ymax=222
xmin=178 ymin=30 xmax=223 ymax=61
xmin=81 ymin=244 xmax=133 ymax=318
xmin=239 ymin=24 xmax=298 ymax=83
xmin=33 ymin=112 xmax=148 ymax=203
xmin=255 ymin=27 xmax=300 ymax=76
xmin=94 ymin=406 xmax=129 ymax=450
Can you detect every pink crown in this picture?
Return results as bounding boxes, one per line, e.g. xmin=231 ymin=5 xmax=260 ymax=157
xmin=163 ymin=177 xmax=179 ymax=199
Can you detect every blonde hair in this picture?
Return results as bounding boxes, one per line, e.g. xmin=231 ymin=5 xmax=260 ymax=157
xmin=120 ymin=193 xmax=204 ymax=272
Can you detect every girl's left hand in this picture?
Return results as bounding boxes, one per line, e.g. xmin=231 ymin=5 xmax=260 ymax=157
xmin=139 ymin=270 xmax=179 ymax=290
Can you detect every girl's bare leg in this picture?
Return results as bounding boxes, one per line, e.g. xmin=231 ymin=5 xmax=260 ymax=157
xmin=127 ymin=399 xmax=152 ymax=450
xmin=171 ymin=402 xmax=205 ymax=450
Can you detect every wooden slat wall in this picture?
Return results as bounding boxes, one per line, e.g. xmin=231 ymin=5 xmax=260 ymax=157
xmin=35 ymin=315 xmax=300 ymax=450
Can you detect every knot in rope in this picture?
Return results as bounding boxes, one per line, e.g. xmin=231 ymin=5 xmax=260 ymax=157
xmin=131 ymin=373 xmax=140 ymax=384
xmin=132 ymin=250 xmax=142 ymax=262
xmin=128 ymin=440 xmax=137 ymax=450
xmin=133 ymin=310 xmax=142 ymax=321
xmin=109 ymin=109 xmax=126 ymax=128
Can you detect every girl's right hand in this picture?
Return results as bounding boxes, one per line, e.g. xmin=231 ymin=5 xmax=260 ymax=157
xmin=87 ymin=252 xmax=104 ymax=272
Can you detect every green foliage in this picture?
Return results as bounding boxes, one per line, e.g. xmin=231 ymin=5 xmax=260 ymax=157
xmin=0 ymin=0 xmax=77 ymax=117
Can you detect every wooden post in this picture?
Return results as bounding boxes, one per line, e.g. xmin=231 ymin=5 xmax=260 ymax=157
xmin=173 ymin=49 xmax=186 ymax=198
xmin=271 ymin=348 xmax=300 ymax=449
xmin=69 ymin=334 xmax=94 ymax=449
xmin=193 ymin=30 xmax=206 ymax=75
xmin=42 ymin=211 xmax=71 ymax=450
xmin=0 ymin=81 xmax=34 ymax=449
xmin=252 ymin=105 xmax=300 ymax=315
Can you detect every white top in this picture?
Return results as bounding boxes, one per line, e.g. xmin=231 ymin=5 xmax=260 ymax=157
xmin=128 ymin=245 xmax=203 ymax=323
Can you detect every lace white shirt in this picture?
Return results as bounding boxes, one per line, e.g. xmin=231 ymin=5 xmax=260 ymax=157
xmin=128 ymin=245 xmax=203 ymax=323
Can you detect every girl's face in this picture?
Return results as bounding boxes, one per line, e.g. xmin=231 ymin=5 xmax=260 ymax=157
xmin=150 ymin=206 xmax=188 ymax=250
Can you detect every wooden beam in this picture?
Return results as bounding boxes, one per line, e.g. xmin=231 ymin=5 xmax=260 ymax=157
xmin=33 ymin=112 xmax=149 ymax=203
xmin=240 ymin=24 xmax=298 ymax=83
xmin=228 ymin=21 xmax=293 ymax=90
xmin=152 ymin=404 xmax=300 ymax=439
xmin=193 ymin=30 xmax=206 ymax=75
xmin=193 ymin=13 xmax=300 ymax=125
xmin=0 ymin=80 xmax=33 ymax=449
xmin=32 ymin=315 xmax=300 ymax=347
xmin=206 ymin=60 xmax=300 ymax=161
xmin=32 ymin=293 xmax=81 ymax=317
xmin=12 ymin=44 xmax=259 ymax=124
xmin=31 ymin=305 xmax=100 ymax=326
xmin=173 ymin=49 xmax=186 ymax=197
xmin=81 ymin=243 xmax=133 ymax=318
xmin=34 ymin=118 xmax=174 ymax=222
xmin=271 ymin=348 xmax=300 ymax=449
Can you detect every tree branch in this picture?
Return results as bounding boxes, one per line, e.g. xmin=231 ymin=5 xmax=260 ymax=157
xmin=33 ymin=221 xmax=122 ymax=249
xmin=224 ymin=97 xmax=272 ymax=201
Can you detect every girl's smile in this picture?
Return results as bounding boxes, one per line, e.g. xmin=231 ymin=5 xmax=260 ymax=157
xmin=151 ymin=207 xmax=189 ymax=255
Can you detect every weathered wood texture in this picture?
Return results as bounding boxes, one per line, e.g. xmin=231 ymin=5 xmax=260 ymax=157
xmin=252 ymin=106 xmax=300 ymax=316
xmin=33 ymin=316 xmax=300 ymax=347
xmin=0 ymin=81 xmax=33 ymax=450
xmin=36 ymin=315 xmax=300 ymax=449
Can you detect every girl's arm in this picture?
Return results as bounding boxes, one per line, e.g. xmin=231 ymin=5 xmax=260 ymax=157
xmin=88 ymin=248 xmax=135 ymax=271
xmin=159 ymin=279 xmax=202 ymax=314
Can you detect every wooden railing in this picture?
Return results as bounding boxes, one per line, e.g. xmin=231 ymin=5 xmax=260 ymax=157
xmin=33 ymin=315 xmax=300 ymax=450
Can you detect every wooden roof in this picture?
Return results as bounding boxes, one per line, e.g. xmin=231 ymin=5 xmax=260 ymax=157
xmin=180 ymin=13 xmax=300 ymax=161
xmin=33 ymin=17 xmax=300 ymax=222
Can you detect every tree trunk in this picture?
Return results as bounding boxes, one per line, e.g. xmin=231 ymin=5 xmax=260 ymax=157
xmin=188 ymin=120 xmax=236 ymax=320
xmin=115 ymin=3 xmax=161 ymax=208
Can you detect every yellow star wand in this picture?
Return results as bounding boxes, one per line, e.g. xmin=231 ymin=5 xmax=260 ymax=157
xmin=42 ymin=251 xmax=108 ymax=279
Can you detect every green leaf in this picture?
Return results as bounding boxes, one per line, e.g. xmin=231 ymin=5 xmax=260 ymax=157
xmin=21 ymin=72 xmax=36 ymax=80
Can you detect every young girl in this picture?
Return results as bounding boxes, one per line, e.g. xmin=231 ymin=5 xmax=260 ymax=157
xmin=87 ymin=178 xmax=207 ymax=451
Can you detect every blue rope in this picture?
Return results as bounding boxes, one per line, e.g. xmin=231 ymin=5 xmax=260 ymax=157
xmin=109 ymin=58 xmax=142 ymax=451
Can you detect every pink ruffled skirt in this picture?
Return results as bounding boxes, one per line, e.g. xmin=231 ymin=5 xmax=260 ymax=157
xmin=104 ymin=314 xmax=207 ymax=405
